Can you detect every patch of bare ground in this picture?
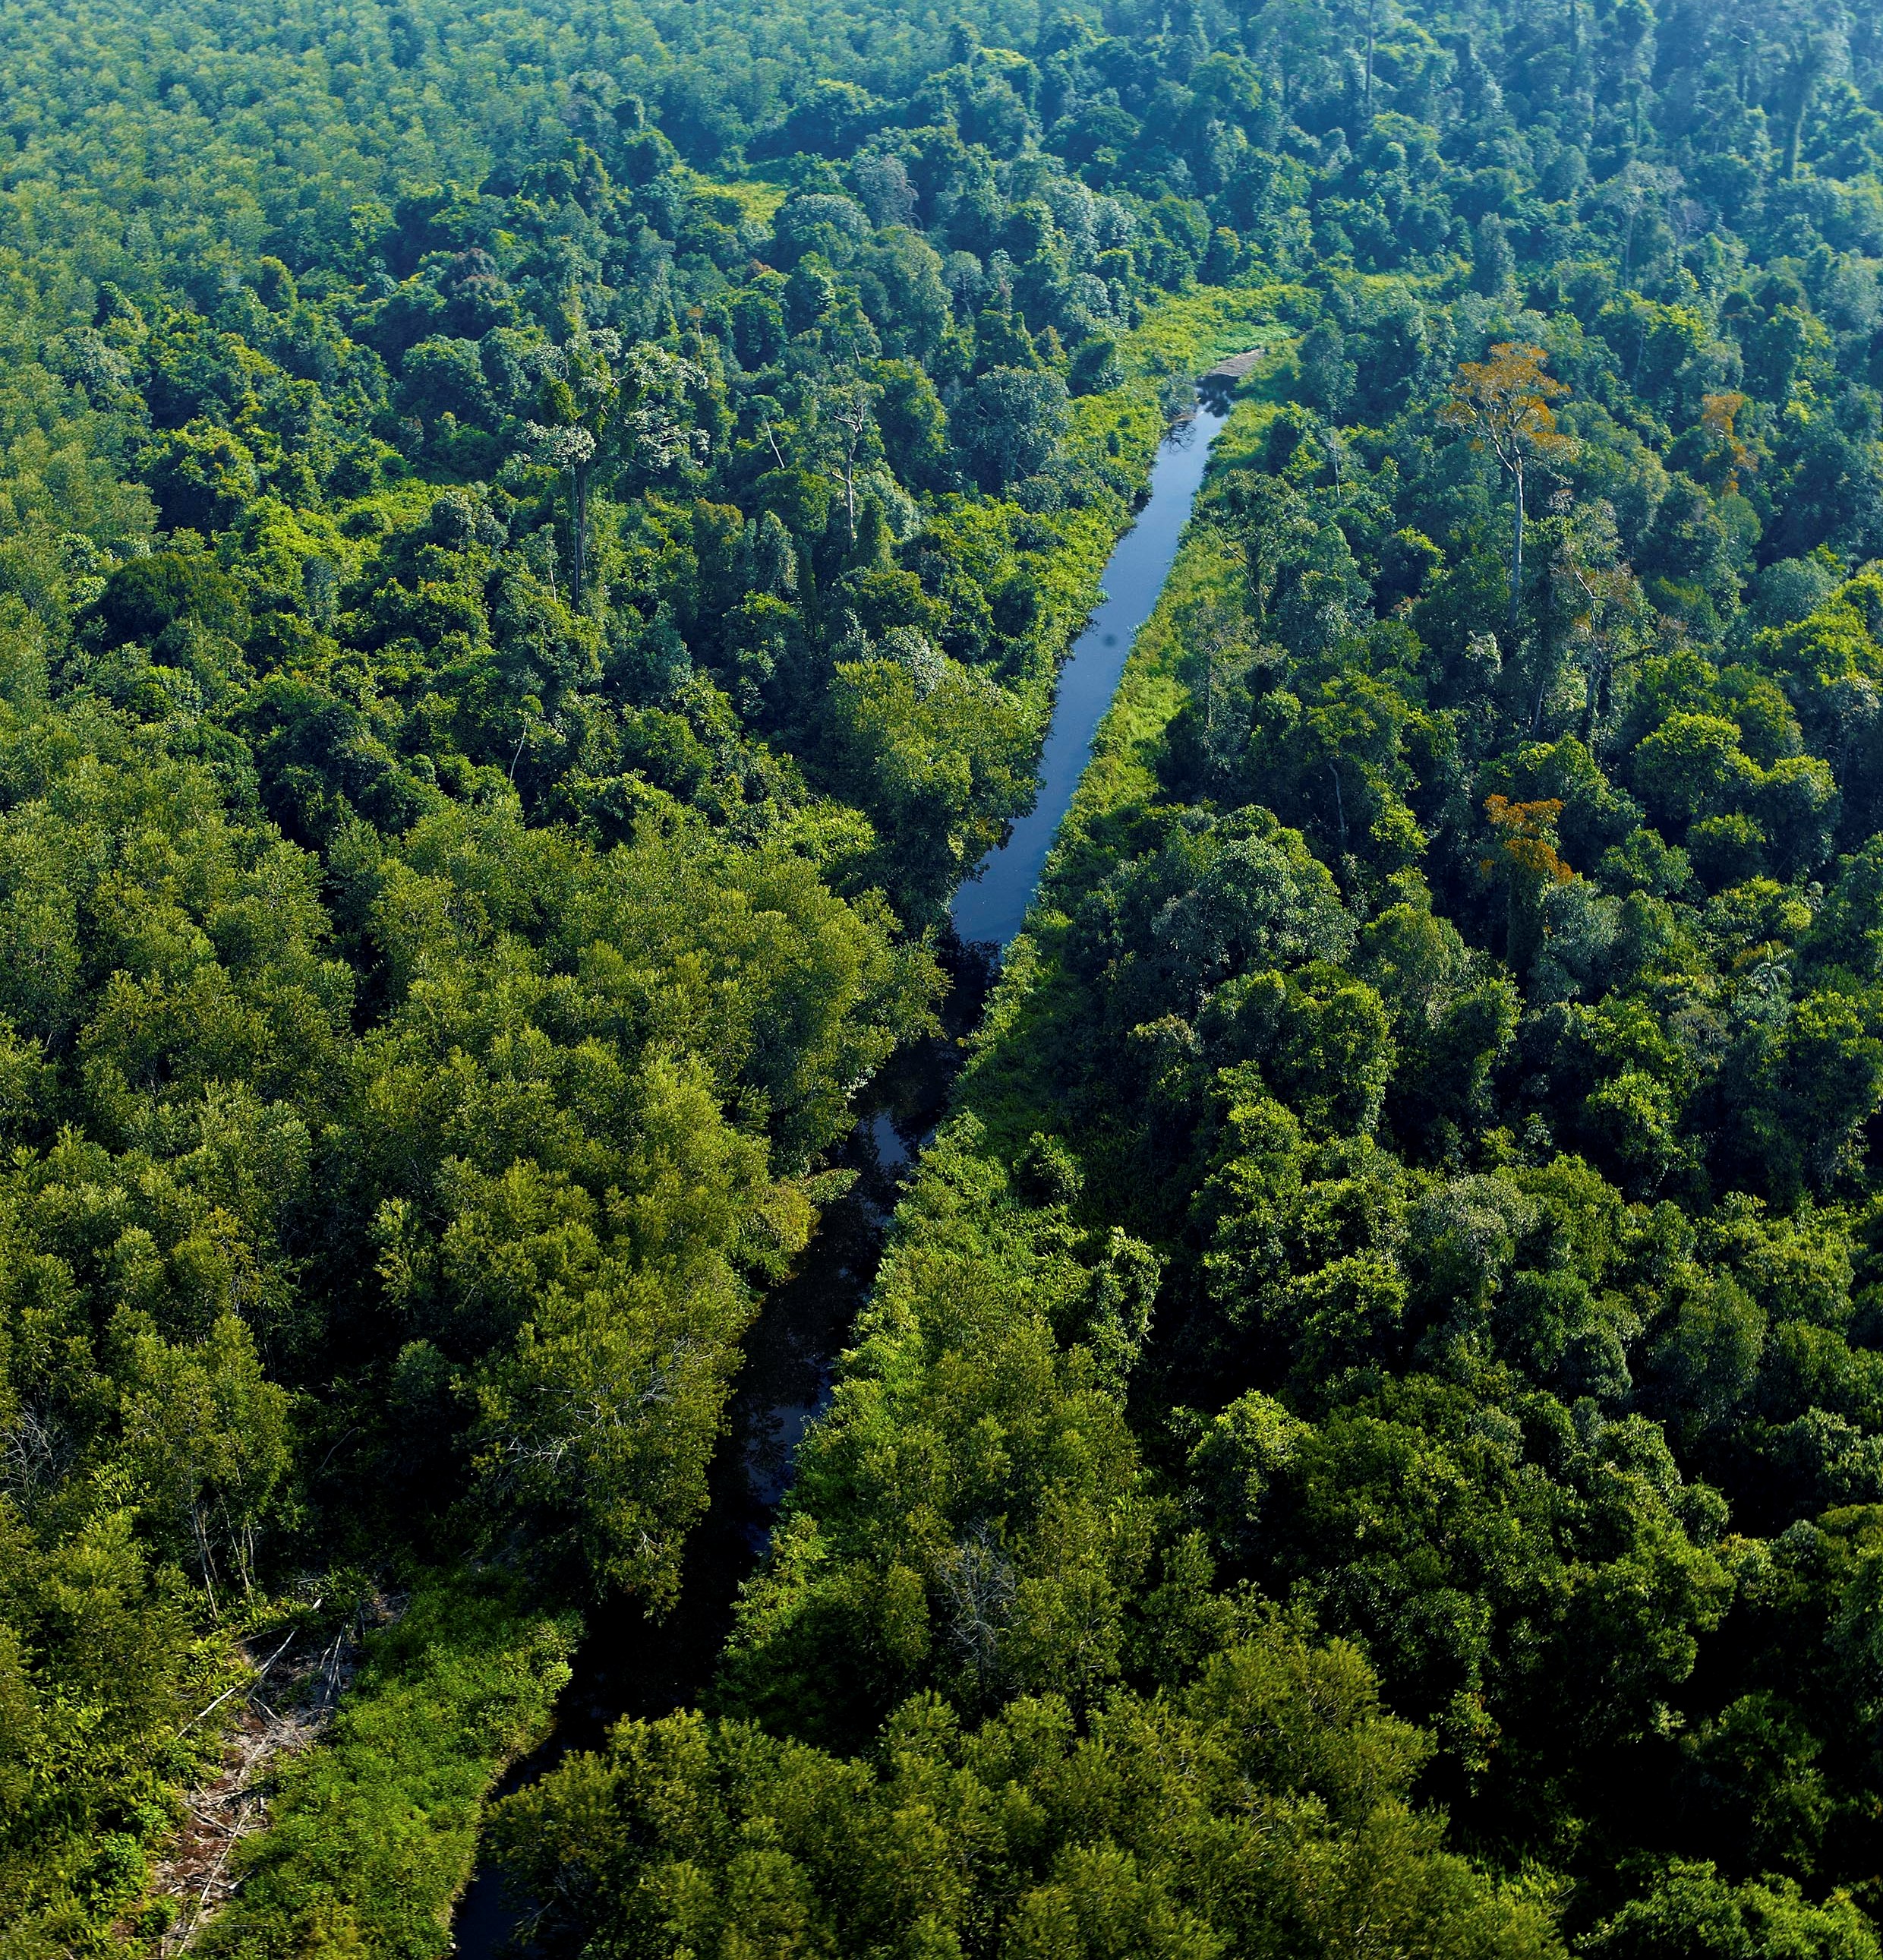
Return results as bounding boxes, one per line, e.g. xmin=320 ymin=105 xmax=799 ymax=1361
xmin=1203 ymin=345 xmax=1270 ymax=380
xmin=137 ymin=1592 xmax=406 ymax=1956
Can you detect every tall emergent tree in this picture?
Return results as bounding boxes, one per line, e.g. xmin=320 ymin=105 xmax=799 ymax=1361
xmin=1441 ymin=341 xmax=1572 ymax=633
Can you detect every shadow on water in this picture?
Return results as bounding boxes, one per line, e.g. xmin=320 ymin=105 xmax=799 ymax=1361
xmin=452 ymin=385 xmax=1238 ymax=1955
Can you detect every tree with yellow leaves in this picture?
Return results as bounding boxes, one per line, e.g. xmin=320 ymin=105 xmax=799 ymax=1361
xmin=1441 ymin=342 xmax=1572 ymax=633
xmin=1482 ymin=792 xmax=1574 ymax=966
xmin=1699 ymin=390 xmax=1755 ymax=495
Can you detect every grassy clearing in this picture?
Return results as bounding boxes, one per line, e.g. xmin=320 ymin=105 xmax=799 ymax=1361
xmin=193 ymin=1573 xmax=576 ymax=1960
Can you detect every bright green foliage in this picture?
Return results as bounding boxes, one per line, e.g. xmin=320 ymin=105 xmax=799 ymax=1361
xmin=0 ymin=1500 xmax=220 ymax=1956
xmin=198 ymin=1574 xmax=576 ymax=1960
xmin=494 ymin=1618 xmax=1560 ymax=1960
xmin=0 ymin=0 xmax=1291 ymax=1927
xmin=717 ymin=1121 xmax=1162 ymax=1746
xmin=458 ymin=2 xmax=1883 ymax=1951
xmin=1583 ymin=1864 xmax=1880 ymax=1960
xmin=2 ymin=0 xmax=1882 ymax=1952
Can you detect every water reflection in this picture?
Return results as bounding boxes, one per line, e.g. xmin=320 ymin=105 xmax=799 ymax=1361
xmin=949 ymin=396 xmax=1232 ymax=951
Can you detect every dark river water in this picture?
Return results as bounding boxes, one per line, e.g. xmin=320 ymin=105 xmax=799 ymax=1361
xmin=451 ymin=390 xmax=1233 ymax=1956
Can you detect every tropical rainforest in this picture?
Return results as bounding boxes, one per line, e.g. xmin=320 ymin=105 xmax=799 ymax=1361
xmin=5 ymin=0 xmax=1883 ymax=1955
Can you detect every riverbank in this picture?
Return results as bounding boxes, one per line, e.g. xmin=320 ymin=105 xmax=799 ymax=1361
xmin=447 ymin=311 xmax=1282 ymax=1959
xmin=181 ymin=280 xmax=1290 ymax=1960
xmin=951 ymin=393 xmax=1232 ymax=946
xmin=949 ymin=383 xmax=1285 ymax=1159
xmin=695 ymin=373 xmax=1285 ymax=1748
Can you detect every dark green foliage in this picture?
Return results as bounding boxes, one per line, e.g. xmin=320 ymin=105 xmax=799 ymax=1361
xmin=480 ymin=2 xmax=1883 ymax=1952
xmin=0 ymin=0 xmax=1299 ymax=1932
xmin=6 ymin=0 xmax=1883 ymax=1951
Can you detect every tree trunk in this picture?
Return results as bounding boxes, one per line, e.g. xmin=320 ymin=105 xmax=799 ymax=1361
xmin=1581 ymin=639 xmax=1604 ymax=747
xmin=573 ymin=462 xmax=591 ymax=604
xmin=1784 ymin=100 xmax=1809 ymax=181
xmin=192 ymin=1501 xmax=220 ymax=1619
xmin=1510 ymin=461 xmax=1525 ymax=635
xmin=1784 ymin=44 xmax=1824 ymax=181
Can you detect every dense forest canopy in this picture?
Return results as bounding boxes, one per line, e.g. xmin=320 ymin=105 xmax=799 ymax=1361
xmin=5 ymin=0 xmax=1883 ymax=1955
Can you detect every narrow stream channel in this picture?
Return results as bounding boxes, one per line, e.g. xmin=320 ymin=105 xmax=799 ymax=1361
xmin=952 ymin=392 xmax=1232 ymax=947
xmin=450 ymin=382 xmax=1235 ymax=1957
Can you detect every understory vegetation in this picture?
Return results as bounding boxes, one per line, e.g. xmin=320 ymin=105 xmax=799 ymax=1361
xmin=5 ymin=0 xmax=1883 ymax=1955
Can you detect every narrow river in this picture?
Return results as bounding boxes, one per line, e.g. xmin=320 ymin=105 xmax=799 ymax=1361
xmin=451 ymin=384 xmax=1233 ymax=1956
xmin=952 ymin=392 xmax=1232 ymax=947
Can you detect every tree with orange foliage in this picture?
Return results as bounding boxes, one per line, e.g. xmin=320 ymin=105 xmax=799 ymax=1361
xmin=1441 ymin=342 xmax=1572 ymax=633
xmin=1699 ymin=391 xmax=1754 ymax=495
xmin=1482 ymin=793 xmax=1574 ymax=966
